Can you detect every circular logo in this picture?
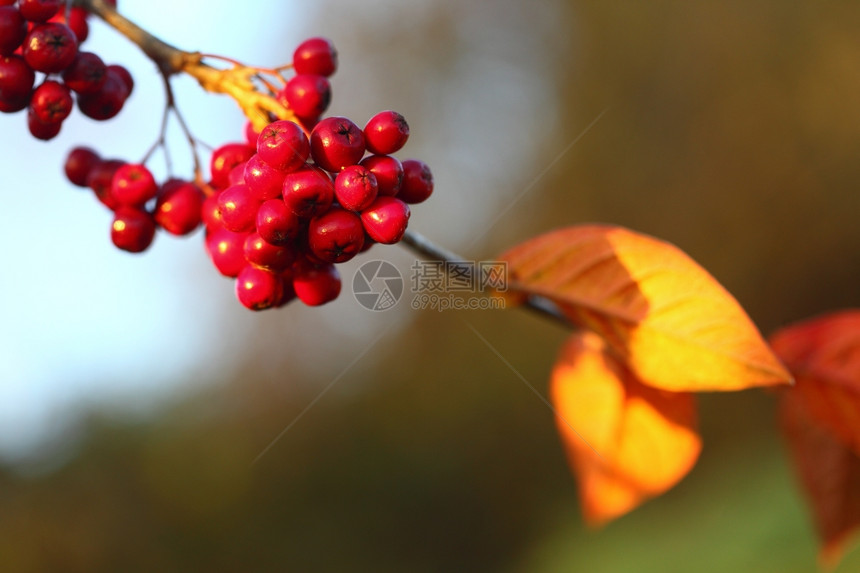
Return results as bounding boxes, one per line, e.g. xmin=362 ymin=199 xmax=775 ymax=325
xmin=352 ymin=260 xmax=403 ymax=311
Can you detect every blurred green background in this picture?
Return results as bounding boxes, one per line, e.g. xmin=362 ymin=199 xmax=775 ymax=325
xmin=3 ymin=0 xmax=860 ymax=571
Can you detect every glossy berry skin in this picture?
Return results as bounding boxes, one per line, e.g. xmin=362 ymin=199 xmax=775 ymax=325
xmin=307 ymin=207 xmax=365 ymax=263
xmin=18 ymin=0 xmax=61 ymax=22
xmin=256 ymin=119 xmax=309 ymax=172
xmin=111 ymin=163 xmax=158 ymax=207
xmin=292 ymin=262 xmax=341 ymax=306
xmin=243 ymin=232 xmax=295 ymax=272
xmin=293 ymin=37 xmax=337 ymax=77
xmin=64 ymin=146 xmax=100 ymax=187
xmin=29 ymin=79 xmax=72 ymax=124
xmin=243 ymin=155 xmax=287 ymax=201
xmin=217 ymin=184 xmax=260 ymax=233
xmin=209 ymin=142 xmax=254 ymax=189
xmin=282 ymin=74 xmax=330 ymax=120
xmin=256 ymin=198 xmax=300 ymax=246
xmin=48 ymin=7 xmax=89 ymax=43
xmin=235 ymin=265 xmax=282 ymax=311
xmin=76 ymin=66 xmax=129 ymax=120
xmin=27 ymin=108 xmax=61 ymax=140
xmin=107 ymin=64 xmax=133 ymax=95
xmin=23 ymin=23 xmax=78 ymax=74
xmin=86 ymin=159 xmax=124 ymax=209
xmin=0 ymin=7 xmax=27 ymax=56
xmin=309 ymin=116 xmax=366 ymax=172
xmin=201 ymin=193 xmax=223 ymax=234
xmin=361 ymin=196 xmax=410 ymax=244
xmin=0 ymin=55 xmax=36 ymax=101
xmin=398 ymin=159 xmax=434 ymax=204
xmin=359 ymin=154 xmax=403 ymax=197
xmin=364 ymin=110 xmax=409 ymax=155
xmin=335 ymin=165 xmax=378 ymax=211
xmin=62 ymin=51 xmax=107 ymax=94
xmin=111 ymin=207 xmax=156 ymax=253
xmin=154 ymin=180 xmax=204 ymax=236
xmin=206 ymin=227 xmax=249 ymax=277
xmin=282 ymin=165 xmax=334 ymax=218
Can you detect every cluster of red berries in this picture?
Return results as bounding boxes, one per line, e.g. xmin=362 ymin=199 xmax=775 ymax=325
xmin=0 ymin=0 xmax=133 ymax=139
xmin=61 ymin=36 xmax=433 ymax=311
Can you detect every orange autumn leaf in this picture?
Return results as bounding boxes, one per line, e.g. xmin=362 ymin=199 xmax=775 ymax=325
xmin=550 ymin=331 xmax=701 ymax=526
xmin=781 ymin=387 xmax=860 ymax=568
xmin=499 ymin=224 xmax=792 ymax=392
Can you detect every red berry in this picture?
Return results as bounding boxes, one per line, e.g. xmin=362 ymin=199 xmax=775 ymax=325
xmin=106 ymin=64 xmax=133 ymax=95
xmin=256 ymin=198 xmax=300 ymax=245
xmin=282 ymin=74 xmax=330 ymax=120
xmin=243 ymin=232 xmax=296 ymax=272
xmin=111 ymin=163 xmax=157 ymax=207
xmin=64 ymin=146 xmax=100 ymax=187
xmin=243 ymin=121 xmax=259 ymax=146
xmin=256 ymin=119 xmax=309 ymax=172
xmin=23 ymin=22 xmax=77 ymax=73
xmin=29 ymin=79 xmax=72 ymax=124
xmin=398 ymin=159 xmax=434 ymax=204
xmin=86 ymin=159 xmax=124 ymax=209
xmin=0 ymin=54 xmax=36 ymax=101
xmin=309 ymin=116 xmax=366 ymax=172
xmin=307 ymin=207 xmax=365 ymax=263
xmin=48 ymin=7 xmax=88 ymax=43
xmin=334 ymin=165 xmax=378 ymax=211
xmin=154 ymin=180 xmax=204 ymax=236
xmin=217 ymin=183 xmax=260 ymax=233
xmin=293 ymin=37 xmax=337 ymax=77
xmin=111 ymin=207 xmax=156 ymax=253
xmin=206 ymin=227 xmax=249 ymax=277
xmin=18 ymin=0 xmax=61 ymax=22
xmin=364 ymin=110 xmax=409 ymax=155
xmin=26 ymin=108 xmax=61 ymax=140
xmin=235 ymin=265 xmax=282 ymax=311
xmin=0 ymin=7 xmax=27 ymax=56
xmin=359 ymin=154 xmax=403 ymax=197
xmin=361 ymin=196 xmax=410 ymax=244
xmin=243 ymin=154 xmax=286 ymax=201
xmin=292 ymin=262 xmax=341 ymax=306
xmin=209 ymin=142 xmax=254 ymax=190
xmin=61 ymin=51 xmax=106 ymax=94
xmin=76 ymin=66 xmax=129 ymax=120
xmin=227 ymin=161 xmax=247 ymax=186
xmin=201 ymin=192 xmax=223 ymax=234
xmin=282 ymin=164 xmax=334 ymax=218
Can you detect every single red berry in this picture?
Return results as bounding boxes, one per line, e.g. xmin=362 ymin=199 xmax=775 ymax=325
xmin=228 ymin=161 xmax=247 ymax=186
xmin=361 ymin=196 xmax=410 ymax=244
xmin=293 ymin=37 xmax=337 ymax=77
xmin=256 ymin=119 xmax=309 ymax=172
xmin=206 ymin=227 xmax=249 ymax=277
xmin=282 ymin=164 xmax=334 ymax=218
xmin=64 ymin=146 xmax=100 ymax=187
xmin=310 ymin=116 xmax=366 ymax=172
xmin=217 ymin=183 xmax=261 ymax=233
xmin=18 ymin=0 xmax=61 ymax=22
xmin=111 ymin=206 xmax=156 ymax=253
xmin=61 ymin=51 xmax=107 ymax=94
xmin=23 ymin=22 xmax=77 ymax=73
xmin=398 ymin=159 xmax=434 ymax=204
xmin=256 ymin=198 xmax=301 ymax=246
xmin=282 ymin=74 xmax=330 ymax=120
xmin=209 ymin=142 xmax=254 ymax=190
xmin=76 ymin=66 xmax=128 ymax=120
xmin=106 ymin=64 xmax=133 ymax=95
xmin=243 ymin=154 xmax=287 ymax=201
xmin=0 ymin=7 xmax=27 ymax=56
xmin=29 ymin=79 xmax=72 ymax=124
xmin=292 ymin=261 xmax=341 ymax=306
xmin=154 ymin=180 xmax=204 ymax=236
xmin=111 ymin=163 xmax=157 ymax=207
xmin=27 ymin=108 xmax=62 ymax=140
xmin=235 ymin=265 xmax=282 ymax=311
xmin=48 ymin=7 xmax=88 ymax=43
xmin=364 ymin=110 xmax=409 ymax=155
xmin=307 ymin=207 xmax=365 ymax=264
xmin=86 ymin=158 xmax=124 ymax=209
xmin=201 ymin=192 xmax=223 ymax=234
xmin=0 ymin=54 xmax=36 ymax=101
xmin=359 ymin=154 xmax=403 ymax=197
xmin=243 ymin=232 xmax=296 ymax=272
xmin=334 ymin=165 xmax=378 ymax=211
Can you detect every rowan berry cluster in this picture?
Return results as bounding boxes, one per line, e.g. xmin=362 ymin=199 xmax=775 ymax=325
xmin=61 ymin=36 xmax=434 ymax=311
xmin=0 ymin=0 xmax=132 ymax=139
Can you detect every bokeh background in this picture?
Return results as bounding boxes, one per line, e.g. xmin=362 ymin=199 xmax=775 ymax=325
xmin=1 ymin=0 xmax=860 ymax=571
